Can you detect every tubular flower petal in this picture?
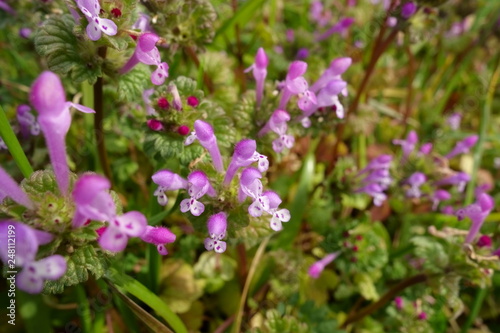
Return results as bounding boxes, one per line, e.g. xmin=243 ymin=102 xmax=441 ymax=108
xmin=308 ymin=252 xmax=340 ymax=279
xmin=204 ymin=212 xmax=228 ymax=253
xmin=76 ymin=0 xmax=117 ymax=41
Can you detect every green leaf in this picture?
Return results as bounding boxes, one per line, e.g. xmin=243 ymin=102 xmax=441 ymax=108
xmin=354 ymin=272 xmax=380 ymax=301
xmin=107 ymin=268 xmax=189 ymax=333
xmin=411 ymin=236 xmax=449 ymax=273
xmin=35 ymin=15 xmax=102 ymax=84
xmin=144 ymin=132 xmax=204 ymax=165
xmin=44 ymin=245 xmax=109 ymax=294
xmin=194 ymin=252 xmax=236 ymax=293
xmin=118 ymin=64 xmax=151 ymax=102
xmin=0 ymin=105 xmax=33 ymax=178
xmin=214 ymin=0 xmax=267 ymax=43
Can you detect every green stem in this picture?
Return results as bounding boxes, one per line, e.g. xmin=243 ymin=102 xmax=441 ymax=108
xmin=460 ymin=288 xmax=487 ymax=333
xmin=0 ymin=105 xmax=34 ymax=178
xmin=75 ymin=285 xmax=92 ymax=333
xmin=464 ymin=55 xmax=500 ymax=205
xmin=232 ymin=236 xmax=271 ymax=333
xmin=94 ymin=47 xmax=113 ymax=183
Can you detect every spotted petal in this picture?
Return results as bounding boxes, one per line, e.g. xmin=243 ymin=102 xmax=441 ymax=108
xmin=86 ymin=20 xmax=102 ymax=41
xmin=98 ymin=227 xmax=129 ymax=252
xmin=114 ymin=211 xmax=147 ymax=237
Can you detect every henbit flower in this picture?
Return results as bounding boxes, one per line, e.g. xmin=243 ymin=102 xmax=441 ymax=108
xmin=316 ymin=17 xmax=355 ymax=42
xmin=223 ymin=139 xmax=269 ymax=185
xmin=0 ymin=0 xmax=15 ymax=14
xmin=419 ymin=142 xmax=433 ymax=155
xmin=457 ymin=193 xmax=494 ymax=244
xmin=445 ymin=135 xmax=478 ymax=159
xmin=17 ymin=105 xmax=40 ymax=137
xmin=98 ymin=211 xmax=148 ymax=252
xmin=76 ymin=0 xmax=118 ymax=41
xmin=140 ymin=226 xmax=176 ymax=255
xmin=477 ymin=235 xmax=492 ymax=248
xmin=360 ymin=169 xmax=392 ymax=189
xmin=405 ymin=172 xmax=426 ymax=198
xmin=185 ymin=120 xmax=224 ymax=173
xmin=119 ymin=33 xmax=169 ymax=85
xmin=151 ymin=169 xmax=188 ymax=206
xmin=310 ymin=57 xmax=352 ymax=94
xmin=16 ymin=255 xmax=67 ymax=294
xmin=0 ymin=221 xmax=66 ymax=294
xmin=356 ymin=183 xmax=387 ymax=206
xmin=0 ymin=167 xmax=34 ymax=209
xmin=313 ymin=79 xmax=347 ymax=119
xmin=296 ymin=48 xmax=309 ymax=60
xmin=72 ymin=174 xmax=148 ymax=252
xmin=447 ymin=112 xmax=461 ymax=130
xmin=0 ymin=221 xmax=53 ymax=267
xmin=72 ymin=174 xmax=116 ymax=228
xmin=435 ymin=172 xmax=470 ymax=193
xmin=180 ymin=171 xmax=216 ymax=216
xmin=431 ymin=189 xmax=451 ymax=211
xmin=131 ymin=13 xmax=153 ymax=33
xmin=441 ymin=205 xmax=455 ymax=215
xmin=393 ymin=130 xmax=418 ymax=160
xmin=401 ymin=2 xmax=417 ymax=19
xmin=310 ymin=1 xmax=332 ymax=27
xmin=357 ymin=154 xmax=393 ymax=176
xmin=241 ymin=174 xmax=269 ymax=218
xmin=262 ymin=191 xmax=290 ymax=231
xmin=258 ymin=109 xmax=290 ymax=137
xmin=204 ymin=212 xmax=228 ymax=253
xmin=278 ymin=61 xmax=309 ymax=110
xmin=244 ymin=48 xmax=268 ymax=107
xmin=308 ymin=251 xmax=340 ymax=279
xmin=30 ymin=71 xmax=95 ymax=195
xmin=238 ymin=167 xmax=262 ymax=202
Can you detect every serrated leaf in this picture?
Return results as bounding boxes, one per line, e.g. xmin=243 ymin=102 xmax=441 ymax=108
xmin=144 ymin=132 xmax=204 ymax=165
xmin=354 ymin=272 xmax=379 ymax=301
xmin=43 ymin=245 xmax=109 ymax=294
xmin=411 ymin=236 xmax=449 ymax=273
xmin=35 ymin=15 xmax=102 ymax=84
xmin=118 ymin=64 xmax=151 ymax=102
xmin=231 ymin=90 xmax=255 ymax=137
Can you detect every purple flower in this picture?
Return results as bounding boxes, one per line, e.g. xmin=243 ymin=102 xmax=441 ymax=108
xmin=310 ymin=1 xmax=332 ymax=27
xmin=204 ymin=212 xmax=228 ymax=253
xmin=76 ymin=0 xmax=118 ymax=41
xmin=152 ymin=170 xmax=188 ymax=206
xmin=262 ymin=191 xmax=290 ymax=231
xmin=0 ymin=221 xmax=66 ymax=294
xmin=131 ymin=13 xmax=153 ymax=33
xmin=310 ymin=57 xmax=351 ymax=94
xmin=431 ymin=189 xmax=451 ymax=211
xmin=238 ymin=167 xmax=262 ymax=202
xmin=17 ymin=104 xmax=40 ymax=138
xmin=98 ymin=212 xmax=147 ymax=252
xmin=140 ymin=226 xmax=176 ymax=255
xmin=241 ymin=175 xmax=269 ymax=217
xmin=405 ymin=172 xmax=426 ymax=198
xmin=0 ymin=167 xmax=34 ymax=209
xmin=19 ymin=28 xmax=32 ymax=39
xmin=72 ymin=174 xmax=116 ymax=227
xmin=401 ymin=2 xmax=417 ymax=19
xmin=419 ymin=142 xmax=433 ymax=155
xmin=184 ymin=120 xmax=224 ymax=172
xmin=223 ymin=139 xmax=269 ymax=185
xmin=259 ymin=110 xmax=295 ymax=153
xmin=119 ymin=33 xmax=169 ymax=85
xmin=316 ymin=17 xmax=355 ymax=42
xmin=447 ymin=112 xmax=461 ymax=130
xmin=0 ymin=0 xmax=15 ymax=14
xmin=445 ymin=135 xmax=478 ymax=159
xmin=394 ymin=297 xmax=404 ymax=310
xmin=308 ymin=251 xmax=340 ymax=279
xmin=435 ymin=172 xmax=470 ymax=193
xmin=358 ymin=154 xmax=392 ymax=175
xmin=356 ymin=183 xmax=387 ymax=206
xmin=393 ymin=130 xmax=418 ymax=160
xmin=417 ymin=312 xmax=427 ymax=321
xmin=387 ymin=17 xmax=397 ymax=27
xmin=457 ymin=193 xmax=494 ymax=244
xmin=72 ymin=174 xmax=147 ymax=252
xmin=278 ymin=61 xmax=310 ymax=110
xmin=244 ymin=48 xmax=268 ymax=107
xmin=296 ymin=48 xmax=309 ymax=60
xmin=477 ymin=235 xmax=492 ymax=248
xmin=314 ymin=80 xmax=347 ymax=119
xmin=356 ymin=154 xmax=392 ymax=205
xmin=180 ymin=171 xmax=216 ymax=216
xmin=30 ymin=71 xmax=95 ymax=195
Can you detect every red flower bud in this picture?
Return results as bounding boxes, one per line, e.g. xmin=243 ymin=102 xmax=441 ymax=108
xmin=177 ymin=125 xmax=190 ymax=136
xmin=111 ymin=8 xmax=122 ymax=18
xmin=158 ymin=97 xmax=170 ymax=110
xmin=187 ymin=96 xmax=199 ymax=107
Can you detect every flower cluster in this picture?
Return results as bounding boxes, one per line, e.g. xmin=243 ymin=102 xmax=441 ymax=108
xmin=355 ymin=155 xmax=393 ymax=206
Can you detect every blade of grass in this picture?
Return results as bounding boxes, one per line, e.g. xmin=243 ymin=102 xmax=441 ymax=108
xmin=18 ymin=292 xmax=52 ymax=333
xmin=106 ymin=270 xmax=188 ymax=333
xmin=74 ymin=285 xmax=92 ymax=333
xmin=0 ymin=105 xmax=34 ymax=177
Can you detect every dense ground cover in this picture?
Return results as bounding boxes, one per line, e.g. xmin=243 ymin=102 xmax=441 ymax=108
xmin=1 ymin=0 xmax=500 ymax=332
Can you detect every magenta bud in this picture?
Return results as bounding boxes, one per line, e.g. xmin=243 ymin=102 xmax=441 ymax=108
xmin=157 ymin=97 xmax=170 ymax=109
xmin=193 ymin=120 xmax=215 ymax=142
xmin=177 ymin=125 xmax=190 ymax=136
xmin=394 ymin=297 xmax=403 ymax=310
xmin=152 ymin=170 xmax=188 ymax=190
xmin=255 ymin=47 xmax=269 ymax=68
xmin=417 ymin=312 xmax=427 ymax=321
xmin=419 ymin=143 xmax=433 ymax=155
xmin=463 ymin=135 xmax=479 ymax=148
xmin=402 ymin=2 xmax=417 ymax=19
xmin=477 ymin=235 xmax=492 ymax=248
xmin=329 ymin=57 xmax=353 ymax=75
xmin=187 ymin=96 xmax=199 ymax=107
xmin=147 ymin=119 xmax=164 ymax=131
xmin=234 ymin=139 xmax=257 ymax=160
xmin=287 ymin=61 xmax=308 ymax=79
